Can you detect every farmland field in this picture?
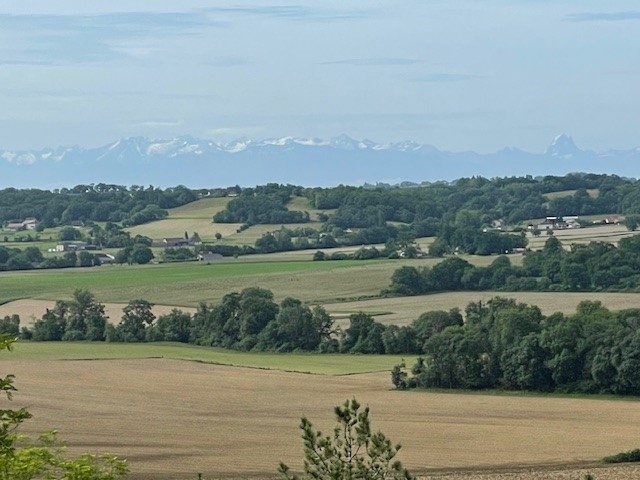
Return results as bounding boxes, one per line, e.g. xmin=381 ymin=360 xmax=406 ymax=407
xmin=126 ymin=197 xmax=240 ymax=242
xmin=5 ymin=348 xmax=640 ymax=479
xmin=125 ymin=196 xmax=325 ymax=245
xmin=5 ymin=213 xmax=640 ymax=479
xmin=322 ymin=290 xmax=640 ymax=326
xmin=526 ymin=224 xmax=631 ymax=250
xmin=0 ymin=255 xmax=502 ymax=307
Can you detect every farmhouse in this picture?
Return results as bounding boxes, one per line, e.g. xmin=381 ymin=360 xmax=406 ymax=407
xmin=604 ymin=214 xmax=625 ymax=224
xmin=4 ymin=217 xmax=40 ymax=231
xmin=55 ymin=241 xmax=88 ymax=252
xmin=155 ymin=237 xmax=189 ymax=247
xmin=197 ymin=252 xmax=223 ymax=262
xmin=535 ymin=216 xmax=579 ymax=230
xmin=94 ymin=253 xmax=115 ymax=264
xmin=153 ymin=234 xmax=202 ymax=248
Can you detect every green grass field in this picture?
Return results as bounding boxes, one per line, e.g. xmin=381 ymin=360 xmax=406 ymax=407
xmin=8 ymin=341 xmax=412 ymax=375
xmin=0 ymin=258 xmax=399 ymax=306
xmin=126 ymin=197 xmax=239 ymax=242
xmin=0 ymin=255 xmax=503 ymax=307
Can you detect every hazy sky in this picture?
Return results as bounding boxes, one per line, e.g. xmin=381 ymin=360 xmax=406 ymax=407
xmin=0 ymin=1 xmax=638 ymax=153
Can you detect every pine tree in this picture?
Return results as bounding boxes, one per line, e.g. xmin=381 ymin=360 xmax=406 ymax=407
xmin=279 ymin=398 xmax=413 ymax=480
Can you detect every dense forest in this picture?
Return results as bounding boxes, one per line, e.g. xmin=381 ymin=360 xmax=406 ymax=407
xmin=0 ymin=184 xmax=201 ymax=227
xmin=6 ymin=287 xmax=640 ymax=395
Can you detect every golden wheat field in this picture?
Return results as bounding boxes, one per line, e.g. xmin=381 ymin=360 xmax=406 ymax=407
xmin=4 ymin=358 xmax=640 ymax=480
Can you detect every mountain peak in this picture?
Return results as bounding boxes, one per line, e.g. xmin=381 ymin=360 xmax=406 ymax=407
xmin=546 ymin=134 xmax=582 ymax=158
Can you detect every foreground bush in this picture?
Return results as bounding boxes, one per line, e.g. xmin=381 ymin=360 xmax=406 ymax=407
xmin=279 ymin=398 xmax=413 ymax=480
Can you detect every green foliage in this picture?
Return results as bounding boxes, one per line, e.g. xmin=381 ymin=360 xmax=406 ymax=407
xmin=0 ymin=335 xmax=128 ymax=479
xmin=111 ymin=299 xmax=156 ymax=342
xmin=214 ymin=184 xmax=308 ymax=224
xmin=278 ymin=398 xmax=413 ymax=480
xmin=601 ymin=448 xmax=640 ymax=464
xmin=394 ymin=296 xmax=640 ymax=395
xmin=388 ymin=233 xmax=640 ymax=295
xmin=31 ymin=290 xmax=108 ymax=342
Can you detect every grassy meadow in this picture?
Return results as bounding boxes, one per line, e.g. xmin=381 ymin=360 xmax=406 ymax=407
xmin=5 ymin=341 xmax=412 ymax=375
xmin=126 ymin=197 xmax=239 ymax=242
xmin=0 ymin=254 xmax=504 ymax=307
xmin=125 ymin=196 xmax=324 ymax=245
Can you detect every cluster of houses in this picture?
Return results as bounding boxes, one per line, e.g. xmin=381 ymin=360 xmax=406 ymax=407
xmin=530 ymin=216 xmax=581 ymax=231
xmin=527 ymin=214 xmax=626 ymax=231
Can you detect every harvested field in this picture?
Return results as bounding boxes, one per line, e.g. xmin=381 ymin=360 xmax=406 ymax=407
xmin=323 ymin=291 xmax=640 ymax=326
xmin=4 ymin=358 xmax=640 ymax=479
xmin=526 ymin=224 xmax=632 ymax=250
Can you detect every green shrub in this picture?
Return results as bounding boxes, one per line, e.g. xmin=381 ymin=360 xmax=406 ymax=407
xmin=601 ymin=448 xmax=640 ymax=464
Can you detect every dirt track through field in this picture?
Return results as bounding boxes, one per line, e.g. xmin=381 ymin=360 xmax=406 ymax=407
xmin=4 ymin=358 xmax=640 ymax=479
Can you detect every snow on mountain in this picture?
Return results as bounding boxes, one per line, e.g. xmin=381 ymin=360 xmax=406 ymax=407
xmin=1 ymin=134 xmax=639 ymax=189
xmin=545 ymin=134 xmax=584 ymax=158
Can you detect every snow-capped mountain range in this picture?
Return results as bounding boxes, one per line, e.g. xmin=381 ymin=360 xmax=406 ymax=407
xmin=1 ymin=134 xmax=638 ymax=189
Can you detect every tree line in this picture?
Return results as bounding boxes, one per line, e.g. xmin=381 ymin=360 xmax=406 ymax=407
xmin=5 ymin=287 xmax=640 ymax=395
xmin=0 ymin=184 xmax=198 ymax=228
xmin=387 ymin=235 xmax=640 ymax=296
xmin=392 ymin=297 xmax=640 ymax=395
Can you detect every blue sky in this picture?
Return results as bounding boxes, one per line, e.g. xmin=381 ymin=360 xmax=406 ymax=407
xmin=0 ymin=1 xmax=638 ymax=153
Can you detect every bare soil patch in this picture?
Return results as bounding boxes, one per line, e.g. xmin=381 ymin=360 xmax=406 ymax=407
xmin=4 ymin=358 xmax=640 ymax=479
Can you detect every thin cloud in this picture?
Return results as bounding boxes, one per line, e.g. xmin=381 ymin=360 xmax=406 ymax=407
xmin=413 ymin=73 xmax=480 ymax=83
xmin=0 ymin=11 xmax=218 ymax=65
xmin=321 ymin=58 xmax=419 ymax=66
xmin=127 ymin=120 xmax=185 ymax=129
xmin=203 ymin=6 xmax=371 ymax=23
xmin=564 ymin=11 xmax=640 ymax=22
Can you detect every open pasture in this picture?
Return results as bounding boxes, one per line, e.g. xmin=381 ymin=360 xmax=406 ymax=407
xmin=125 ymin=196 xmax=327 ymax=245
xmin=0 ymin=256 xmax=498 ymax=307
xmin=5 ymin=353 xmax=640 ymax=479
xmin=126 ymin=197 xmax=240 ymax=242
xmin=4 ymin=342 xmax=409 ymax=374
xmin=224 ymin=222 xmax=323 ymax=246
xmin=286 ymin=195 xmax=335 ymax=221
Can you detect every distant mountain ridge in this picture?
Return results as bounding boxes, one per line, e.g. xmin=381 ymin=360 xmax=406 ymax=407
xmin=1 ymin=134 xmax=638 ymax=189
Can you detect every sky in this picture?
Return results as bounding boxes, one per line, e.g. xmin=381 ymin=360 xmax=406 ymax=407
xmin=0 ymin=1 xmax=638 ymax=153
